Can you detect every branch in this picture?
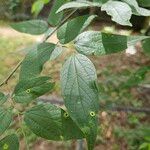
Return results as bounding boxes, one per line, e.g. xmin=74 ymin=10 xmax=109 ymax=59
xmin=44 ymin=9 xmax=77 ymax=41
xmin=0 ymin=60 xmax=23 ymax=87
xmin=0 ymin=9 xmax=77 ymax=87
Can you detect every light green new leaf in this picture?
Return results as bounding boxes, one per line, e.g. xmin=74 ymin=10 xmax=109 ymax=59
xmin=57 ymin=1 xmax=102 ymax=13
xmin=19 ymin=43 xmax=55 ymax=80
xmin=0 ymin=134 xmax=19 ymax=150
xmin=122 ymin=0 xmax=150 ymax=16
xmin=74 ymin=31 xmax=150 ymax=55
xmin=0 ymin=92 xmax=7 ymax=105
xmin=48 ymin=0 xmax=65 ymax=26
xmin=32 ymin=0 xmax=51 ymax=15
xmin=101 ymin=1 xmax=132 ymax=26
xmin=0 ymin=107 xmax=12 ymax=135
xmin=61 ymin=54 xmax=99 ymax=150
xmin=57 ymin=15 xmax=96 ymax=44
xmin=31 ymin=0 xmax=44 ymax=16
xmin=11 ymin=20 xmax=49 ymax=35
xmin=24 ymin=103 xmax=84 ymax=140
xmin=13 ymin=76 xmax=54 ymax=103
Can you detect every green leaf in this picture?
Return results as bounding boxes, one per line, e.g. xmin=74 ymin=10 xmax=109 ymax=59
xmin=75 ymin=31 xmax=105 ymax=55
xmin=101 ymin=1 xmax=132 ymax=26
xmin=31 ymin=0 xmax=51 ymax=16
xmin=24 ymin=103 xmax=84 ymax=140
xmin=0 ymin=134 xmax=19 ymax=150
xmin=121 ymin=66 xmax=150 ymax=89
xmin=0 ymin=107 xmax=12 ymax=135
xmin=102 ymin=32 xmax=127 ymax=53
xmin=93 ymin=0 xmax=108 ymax=3
xmin=74 ymin=31 xmax=150 ymax=55
xmin=19 ymin=43 xmax=55 ymax=80
xmin=137 ymin=0 xmax=150 ymax=7
xmin=50 ymin=45 xmax=64 ymax=61
xmin=48 ymin=0 xmax=65 ymax=26
xmin=61 ymin=54 xmax=99 ymax=150
xmin=142 ymin=38 xmax=150 ymax=56
xmin=57 ymin=15 xmax=96 ymax=44
xmin=13 ymin=76 xmax=54 ymax=103
xmin=122 ymin=0 xmax=150 ymax=16
xmin=31 ymin=0 xmax=44 ymax=16
xmin=57 ymin=1 xmax=102 ymax=13
xmin=11 ymin=20 xmax=49 ymax=35
xmin=0 ymin=93 xmax=7 ymax=105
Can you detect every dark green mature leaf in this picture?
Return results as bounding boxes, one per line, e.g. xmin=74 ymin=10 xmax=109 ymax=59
xmin=19 ymin=43 xmax=55 ymax=80
xmin=0 ymin=92 xmax=7 ymax=105
xmin=101 ymin=1 xmax=132 ymax=26
xmin=122 ymin=0 xmax=150 ymax=16
xmin=74 ymin=31 xmax=150 ymax=55
xmin=121 ymin=66 xmax=150 ymax=89
xmin=57 ymin=15 xmax=96 ymax=44
xmin=102 ymin=32 xmax=127 ymax=53
xmin=48 ymin=0 xmax=65 ymax=26
xmin=0 ymin=107 xmax=12 ymax=135
xmin=0 ymin=134 xmax=19 ymax=150
xmin=24 ymin=103 xmax=84 ymax=140
xmin=13 ymin=76 xmax=54 ymax=103
xmin=137 ymin=0 xmax=150 ymax=7
xmin=56 ymin=1 xmax=102 ymax=13
xmin=142 ymin=38 xmax=150 ymax=56
xmin=11 ymin=20 xmax=49 ymax=35
xmin=61 ymin=54 xmax=99 ymax=150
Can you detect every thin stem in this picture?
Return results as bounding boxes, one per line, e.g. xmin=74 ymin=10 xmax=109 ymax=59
xmin=0 ymin=9 xmax=77 ymax=88
xmin=0 ymin=60 xmax=23 ymax=87
xmin=44 ymin=9 xmax=77 ymax=41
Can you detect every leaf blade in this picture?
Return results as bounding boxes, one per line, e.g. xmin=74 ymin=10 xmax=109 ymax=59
xmin=11 ymin=20 xmax=49 ymax=35
xmin=0 ymin=134 xmax=19 ymax=150
xmin=0 ymin=92 xmax=8 ymax=105
xmin=24 ymin=103 xmax=84 ymax=140
xmin=74 ymin=31 xmax=150 ymax=55
xmin=19 ymin=42 xmax=55 ymax=80
xmin=61 ymin=54 xmax=99 ymax=150
xmin=57 ymin=15 xmax=96 ymax=44
xmin=101 ymin=1 xmax=132 ymax=26
xmin=13 ymin=76 xmax=54 ymax=103
xmin=0 ymin=107 xmax=12 ymax=135
xmin=57 ymin=1 xmax=102 ymax=13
